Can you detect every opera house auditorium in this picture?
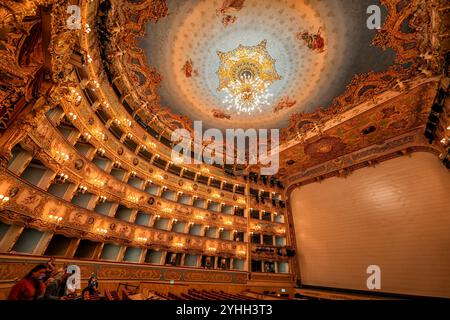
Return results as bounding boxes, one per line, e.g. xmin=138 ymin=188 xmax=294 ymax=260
xmin=0 ymin=0 xmax=449 ymax=302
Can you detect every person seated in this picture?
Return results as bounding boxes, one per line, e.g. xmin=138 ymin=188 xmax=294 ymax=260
xmin=169 ymin=254 xmax=177 ymax=266
xmin=87 ymin=274 xmax=99 ymax=294
xmin=204 ymin=257 xmax=212 ymax=269
xmin=8 ymin=264 xmax=48 ymax=300
xmin=43 ymin=267 xmax=70 ymax=300
xmin=81 ymin=288 xmax=91 ymax=300
xmin=81 ymin=274 xmax=104 ymax=300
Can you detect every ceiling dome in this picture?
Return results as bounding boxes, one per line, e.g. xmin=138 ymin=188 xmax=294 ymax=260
xmin=141 ymin=0 xmax=394 ymax=130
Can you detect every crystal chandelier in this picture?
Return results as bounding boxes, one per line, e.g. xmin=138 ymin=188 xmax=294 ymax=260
xmin=217 ymin=40 xmax=281 ymax=116
xmin=222 ymin=73 xmax=273 ymax=115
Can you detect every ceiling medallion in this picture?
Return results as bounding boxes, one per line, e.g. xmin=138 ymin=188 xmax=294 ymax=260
xmin=217 ymin=40 xmax=281 ymax=115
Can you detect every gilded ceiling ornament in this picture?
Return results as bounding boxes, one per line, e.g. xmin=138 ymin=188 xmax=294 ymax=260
xmin=217 ymin=40 xmax=281 ymax=114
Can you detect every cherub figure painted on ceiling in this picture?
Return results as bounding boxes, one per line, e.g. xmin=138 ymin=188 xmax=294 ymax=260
xmin=217 ymin=0 xmax=246 ymax=15
xmin=182 ymin=59 xmax=198 ymax=78
xmin=217 ymin=0 xmax=245 ymax=27
xmin=222 ymin=15 xmax=237 ymax=27
xmin=212 ymin=109 xmax=231 ymax=120
xmin=296 ymin=28 xmax=325 ymax=53
xmin=273 ymin=97 xmax=297 ymax=113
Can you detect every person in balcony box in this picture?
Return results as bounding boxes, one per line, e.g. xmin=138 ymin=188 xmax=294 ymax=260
xmin=8 ymin=264 xmax=48 ymax=300
xmin=220 ymin=258 xmax=227 ymax=269
xmin=43 ymin=266 xmax=70 ymax=300
xmin=205 ymin=257 xmax=213 ymax=269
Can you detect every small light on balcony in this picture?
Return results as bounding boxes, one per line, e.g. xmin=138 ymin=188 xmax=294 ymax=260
xmin=96 ymin=228 xmax=107 ymax=234
xmin=77 ymin=185 xmax=87 ymax=194
xmin=48 ymin=214 xmax=63 ymax=222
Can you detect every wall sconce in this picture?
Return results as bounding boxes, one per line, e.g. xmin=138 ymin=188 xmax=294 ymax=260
xmin=172 ymin=218 xmax=178 ymax=223
xmin=55 ymin=173 xmax=68 ymax=184
xmin=67 ymin=112 xmax=77 ymax=121
xmin=128 ymin=195 xmax=139 ymax=203
xmin=81 ymin=133 xmax=92 ymax=142
xmin=55 ymin=150 xmax=70 ymax=163
xmin=94 ymin=130 xmax=105 ymax=141
xmin=85 ymin=23 xmax=92 ymax=34
xmin=0 ymin=194 xmax=10 ymax=204
xmin=154 ymin=215 xmax=161 ymax=220
xmin=93 ymin=179 xmax=105 ymax=187
xmin=96 ymin=228 xmax=107 ymax=234
xmin=130 ymin=171 xmax=137 ymax=178
xmin=98 ymin=196 xmax=107 ymax=203
xmin=48 ymin=214 xmax=63 ymax=222
xmin=77 ymin=185 xmax=87 ymax=194
xmin=96 ymin=148 xmax=105 ymax=157
xmin=70 ymin=89 xmax=82 ymax=104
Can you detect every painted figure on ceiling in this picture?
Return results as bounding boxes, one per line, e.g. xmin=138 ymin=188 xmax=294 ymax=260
xmin=222 ymin=15 xmax=237 ymax=27
xmin=273 ymin=97 xmax=297 ymax=113
xmin=182 ymin=59 xmax=198 ymax=78
xmin=297 ymin=28 xmax=325 ymax=53
xmin=212 ymin=109 xmax=231 ymax=119
xmin=217 ymin=0 xmax=246 ymax=15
